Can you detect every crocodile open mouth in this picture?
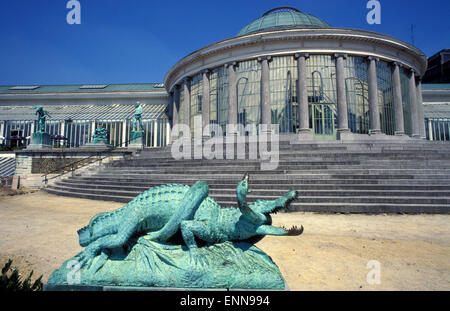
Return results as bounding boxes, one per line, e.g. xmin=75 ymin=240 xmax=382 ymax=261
xmin=265 ymin=190 xmax=298 ymax=216
xmin=282 ymin=225 xmax=304 ymax=236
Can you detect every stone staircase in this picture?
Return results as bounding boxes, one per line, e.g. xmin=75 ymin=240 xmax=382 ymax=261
xmin=44 ymin=140 xmax=450 ymax=214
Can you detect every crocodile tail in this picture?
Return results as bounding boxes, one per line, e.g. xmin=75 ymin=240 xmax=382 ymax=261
xmin=77 ymin=226 xmax=91 ymax=247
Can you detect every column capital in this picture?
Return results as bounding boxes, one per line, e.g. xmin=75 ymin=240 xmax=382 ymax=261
xmin=407 ymin=67 xmax=418 ymax=76
xmin=201 ymin=68 xmax=212 ymax=75
xmin=257 ymin=55 xmax=273 ymax=63
xmin=367 ymin=56 xmax=379 ymax=62
xmin=294 ymin=52 xmax=310 ymax=60
xmin=225 ymin=61 xmax=238 ymax=68
xmin=333 ymin=53 xmax=348 ymax=59
xmin=391 ymin=61 xmax=401 ymax=68
xmin=182 ymin=76 xmax=192 ymax=84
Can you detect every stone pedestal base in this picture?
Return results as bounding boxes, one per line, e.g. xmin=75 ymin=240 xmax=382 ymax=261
xmin=297 ymin=129 xmax=314 ymax=141
xmin=27 ymin=132 xmax=52 ymax=149
xmin=338 ymin=130 xmax=413 ymax=142
xmin=129 ymin=131 xmax=145 ymax=149
xmin=47 ymin=240 xmax=287 ymax=290
xmin=82 ymin=142 xmax=113 ymax=151
xmin=337 ymin=129 xmax=352 ymax=141
xmin=368 ymin=132 xmax=409 ymax=141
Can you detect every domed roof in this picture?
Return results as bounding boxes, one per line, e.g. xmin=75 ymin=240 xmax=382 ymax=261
xmin=237 ymin=7 xmax=331 ymax=36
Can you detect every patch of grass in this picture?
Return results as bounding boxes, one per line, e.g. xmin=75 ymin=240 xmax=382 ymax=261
xmin=0 ymin=259 xmax=43 ymax=292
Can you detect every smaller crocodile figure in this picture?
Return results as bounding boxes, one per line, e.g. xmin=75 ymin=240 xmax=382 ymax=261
xmin=76 ymin=173 xmax=303 ymax=271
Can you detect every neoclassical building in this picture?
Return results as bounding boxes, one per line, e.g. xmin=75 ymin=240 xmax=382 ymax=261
xmin=164 ymin=7 xmax=428 ymax=141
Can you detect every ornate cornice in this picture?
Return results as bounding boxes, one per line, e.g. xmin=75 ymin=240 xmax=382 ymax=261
xmin=164 ymin=27 xmax=428 ymax=91
xmin=294 ymin=53 xmax=310 ymax=59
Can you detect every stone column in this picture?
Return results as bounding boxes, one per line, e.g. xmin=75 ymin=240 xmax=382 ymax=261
xmin=0 ymin=122 xmax=4 ymax=144
xmin=168 ymin=91 xmax=174 ymax=128
xmin=227 ymin=62 xmax=238 ymax=136
xmin=368 ymin=56 xmax=382 ymax=135
xmin=259 ymin=56 xmax=272 ymax=134
xmin=172 ymin=87 xmax=179 ymax=129
xmin=122 ymin=120 xmax=127 ymax=146
xmin=183 ymin=77 xmax=191 ymax=129
xmin=153 ymin=121 xmax=158 ymax=147
xmin=60 ymin=121 xmax=65 ymax=146
xmin=335 ymin=53 xmax=350 ymax=139
xmin=295 ymin=53 xmax=313 ymax=140
xmin=408 ymin=69 xmax=421 ymax=138
xmin=202 ymin=69 xmax=211 ymax=138
xmin=416 ymin=78 xmax=426 ymax=139
xmin=428 ymin=119 xmax=433 ymax=141
xmin=91 ymin=120 xmax=96 ymax=143
xmin=392 ymin=62 xmax=405 ymax=136
xmin=166 ymin=121 xmax=171 ymax=145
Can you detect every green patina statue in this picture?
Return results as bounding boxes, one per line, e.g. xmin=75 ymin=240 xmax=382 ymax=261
xmin=92 ymin=127 xmax=109 ymax=144
xmin=33 ymin=106 xmax=51 ymax=133
xmin=132 ymin=101 xmax=144 ymax=131
xmin=48 ymin=174 xmax=303 ymax=289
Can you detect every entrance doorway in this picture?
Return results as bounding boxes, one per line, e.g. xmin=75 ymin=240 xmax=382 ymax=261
xmin=311 ymin=104 xmax=337 ymax=140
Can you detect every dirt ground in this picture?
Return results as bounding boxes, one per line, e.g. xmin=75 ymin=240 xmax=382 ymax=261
xmin=0 ymin=189 xmax=449 ymax=291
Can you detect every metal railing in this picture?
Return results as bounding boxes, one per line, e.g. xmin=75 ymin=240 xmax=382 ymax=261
xmin=41 ymin=137 xmax=143 ymax=185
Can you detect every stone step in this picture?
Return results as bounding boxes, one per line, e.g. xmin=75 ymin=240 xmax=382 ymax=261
xmin=135 ymin=152 xmax=450 ymax=161
xmin=52 ymin=182 xmax=450 ymax=197
xmin=135 ymin=146 xmax=450 ymax=154
xmin=136 ymin=146 xmax=450 ymax=152
xmin=45 ymin=140 xmax=450 ymax=214
xmin=95 ymin=167 xmax=450 ymax=175
xmin=66 ymin=175 xmax=450 ymax=185
xmin=70 ymin=172 xmax=450 ymax=180
xmin=56 ymin=180 xmax=450 ymax=191
xmin=47 ymin=184 xmax=450 ymax=204
xmin=43 ymin=188 xmax=450 ymax=214
xmin=105 ymin=162 xmax=448 ymax=170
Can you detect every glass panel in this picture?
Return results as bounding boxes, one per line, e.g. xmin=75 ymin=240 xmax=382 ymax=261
xmin=236 ymin=59 xmax=261 ymax=134
xmin=345 ymin=56 xmax=369 ymax=134
xmin=178 ymin=86 xmax=184 ymax=125
xmin=306 ymin=55 xmax=337 ymax=137
xmin=377 ymin=61 xmax=395 ymax=135
xmin=446 ymin=121 xmax=450 ymax=141
xmin=269 ymin=56 xmax=297 ymax=133
xmin=440 ymin=121 xmax=445 ymax=141
xmin=4 ymin=121 xmax=33 ymax=148
xmin=432 ymin=120 xmax=439 ymax=141
xmin=209 ymin=66 xmax=229 ymax=133
xmin=190 ymin=73 xmax=203 ymax=135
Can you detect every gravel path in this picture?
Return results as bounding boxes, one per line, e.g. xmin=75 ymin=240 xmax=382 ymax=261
xmin=0 ymin=190 xmax=449 ymax=291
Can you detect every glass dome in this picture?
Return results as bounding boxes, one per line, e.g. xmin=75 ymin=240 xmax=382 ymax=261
xmin=237 ymin=7 xmax=331 ymax=36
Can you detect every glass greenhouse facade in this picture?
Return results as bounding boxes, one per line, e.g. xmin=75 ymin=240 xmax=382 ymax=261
xmin=0 ymin=98 xmax=170 ymax=149
xmin=166 ymin=7 xmax=429 ymax=141
xmin=171 ymin=55 xmax=423 ymax=139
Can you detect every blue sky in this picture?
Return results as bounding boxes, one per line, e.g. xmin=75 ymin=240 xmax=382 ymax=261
xmin=0 ymin=0 xmax=449 ymax=85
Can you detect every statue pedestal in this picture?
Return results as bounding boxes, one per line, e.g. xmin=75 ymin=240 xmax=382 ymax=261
xmin=27 ymin=132 xmax=52 ymax=150
xmin=82 ymin=142 xmax=113 ymax=151
xmin=129 ymin=131 xmax=145 ymax=149
xmin=47 ymin=240 xmax=287 ymax=290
